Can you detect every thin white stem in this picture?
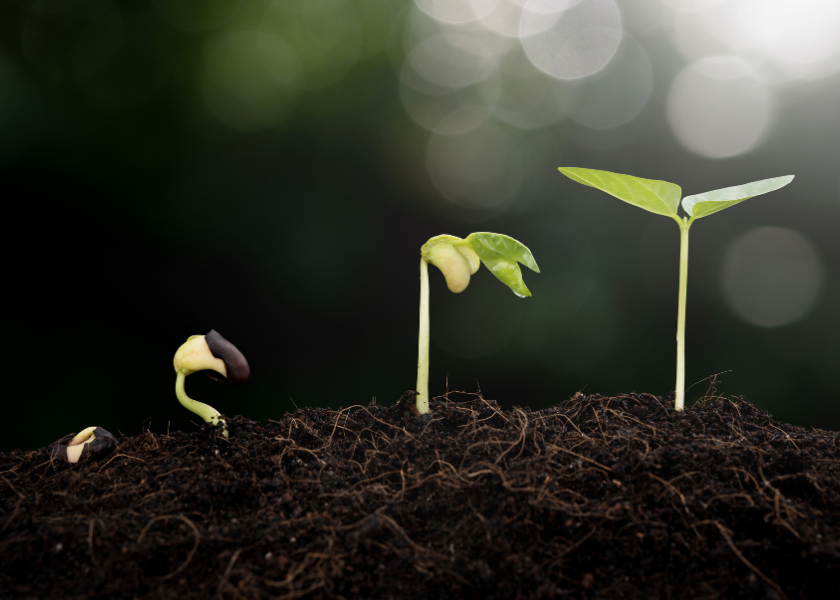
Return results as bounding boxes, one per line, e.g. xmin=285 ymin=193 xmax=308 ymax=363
xmin=416 ymin=258 xmax=430 ymax=414
xmin=175 ymin=371 xmax=228 ymax=437
xmin=675 ymin=220 xmax=689 ymax=411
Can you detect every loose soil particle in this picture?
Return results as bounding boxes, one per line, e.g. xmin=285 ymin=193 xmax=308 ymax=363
xmin=1 ymin=392 xmax=839 ymax=599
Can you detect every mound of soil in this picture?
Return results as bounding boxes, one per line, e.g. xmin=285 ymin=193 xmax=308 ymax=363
xmin=1 ymin=392 xmax=838 ymax=599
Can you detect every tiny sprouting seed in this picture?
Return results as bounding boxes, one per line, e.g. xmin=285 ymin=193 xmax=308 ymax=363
xmin=416 ymin=233 xmax=539 ymax=415
xmin=49 ymin=427 xmax=118 ymax=464
xmin=173 ymin=330 xmax=250 ymax=438
xmin=558 ymin=167 xmax=794 ymax=411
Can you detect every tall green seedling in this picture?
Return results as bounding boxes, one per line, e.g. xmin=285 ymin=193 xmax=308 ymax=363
xmin=417 ymin=233 xmax=539 ymax=415
xmin=558 ymin=168 xmax=794 ymax=411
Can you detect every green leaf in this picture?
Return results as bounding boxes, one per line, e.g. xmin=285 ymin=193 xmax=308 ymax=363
xmin=466 ymin=232 xmax=540 ymax=273
xmin=558 ymin=167 xmax=681 ymax=217
xmin=682 ymin=175 xmax=794 ymax=220
xmin=472 ymin=248 xmax=531 ymax=297
xmin=466 ymin=232 xmax=538 ymax=297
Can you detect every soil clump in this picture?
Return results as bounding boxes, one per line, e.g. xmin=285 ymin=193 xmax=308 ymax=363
xmin=1 ymin=392 xmax=839 ymax=599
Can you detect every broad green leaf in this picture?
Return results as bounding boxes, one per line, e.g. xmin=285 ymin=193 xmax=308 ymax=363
xmin=558 ymin=167 xmax=681 ymax=217
xmin=466 ymin=232 xmax=540 ymax=273
xmin=682 ymin=175 xmax=794 ymax=220
xmin=469 ymin=242 xmax=531 ymax=297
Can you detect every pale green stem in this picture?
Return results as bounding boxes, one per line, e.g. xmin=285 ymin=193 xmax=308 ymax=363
xmin=675 ymin=219 xmax=690 ymax=411
xmin=175 ymin=371 xmax=228 ymax=437
xmin=416 ymin=258 xmax=430 ymax=415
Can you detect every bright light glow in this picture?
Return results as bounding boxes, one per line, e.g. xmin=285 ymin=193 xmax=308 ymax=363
xmin=520 ymin=0 xmax=622 ymax=80
xmin=479 ymin=0 xmax=527 ymax=38
xmin=414 ymin=0 xmax=502 ymax=24
xmin=399 ymin=35 xmax=500 ymax=133
xmin=721 ymin=0 xmax=840 ymax=82
xmin=554 ymin=36 xmax=652 ymax=129
xmin=721 ymin=227 xmax=823 ymax=328
xmin=426 ymin=123 xmax=525 ymax=209
xmin=666 ymin=56 xmax=773 ymax=158
xmin=655 ymin=0 xmax=729 ymax=12
xmin=670 ymin=0 xmax=840 ymax=84
xmin=407 ymin=34 xmax=497 ymax=89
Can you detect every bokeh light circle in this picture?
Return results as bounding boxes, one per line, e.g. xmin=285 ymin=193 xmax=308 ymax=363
xmin=671 ymin=0 xmax=840 ymax=85
xmin=721 ymin=227 xmax=823 ymax=328
xmin=479 ymin=0 xmax=528 ymax=38
xmin=520 ymin=0 xmax=622 ymax=80
xmin=655 ymin=0 xmax=727 ymax=12
xmin=666 ymin=56 xmax=773 ymax=158
xmin=407 ymin=34 xmax=497 ymax=89
xmin=399 ymin=35 xmax=500 ymax=134
xmin=492 ymin=47 xmax=564 ymax=129
xmin=554 ymin=36 xmax=652 ymax=129
xmin=414 ymin=0 xmax=501 ymax=24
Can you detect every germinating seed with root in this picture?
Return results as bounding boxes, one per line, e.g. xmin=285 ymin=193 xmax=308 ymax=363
xmin=48 ymin=426 xmax=118 ymax=464
xmin=173 ymin=330 xmax=250 ymax=438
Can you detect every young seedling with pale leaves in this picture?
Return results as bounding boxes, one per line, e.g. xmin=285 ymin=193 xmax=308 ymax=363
xmin=417 ymin=233 xmax=539 ymax=415
xmin=558 ymin=167 xmax=794 ymax=411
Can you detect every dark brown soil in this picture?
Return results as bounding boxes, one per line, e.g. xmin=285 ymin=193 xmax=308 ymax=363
xmin=2 ymin=392 xmax=839 ymax=599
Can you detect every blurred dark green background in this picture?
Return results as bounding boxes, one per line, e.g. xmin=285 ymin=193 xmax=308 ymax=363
xmin=2 ymin=0 xmax=839 ymax=452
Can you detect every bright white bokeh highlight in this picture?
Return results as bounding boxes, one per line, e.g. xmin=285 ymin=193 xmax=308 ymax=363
xmin=407 ymin=34 xmax=496 ymax=89
xmin=721 ymin=227 xmax=823 ymax=328
xmin=414 ymin=0 xmax=501 ymax=25
xmin=554 ymin=36 xmax=652 ymax=129
xmin=670 ymin=0 xmax=840 ymax=84
xmin=666 ymin=56 xmax=773 ymax=158
xmin=655 ymin=0 xmax=728 ymax=12
xmin=399 ymin=34 xmax=500 ymax=134
xmin=520 ymin=0 xmax=622 ymax=80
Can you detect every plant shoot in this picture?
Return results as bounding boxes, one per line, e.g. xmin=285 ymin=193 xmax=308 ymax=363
xmin=173 ymin=330 xmax=250 ymax=438
xmin=558 ymin=168 xmax=794 ymax=411
xmin=417 ymin=233 xmax=539 ymax=415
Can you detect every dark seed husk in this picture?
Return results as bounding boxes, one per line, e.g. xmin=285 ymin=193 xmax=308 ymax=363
xmin=205 ymin=329 xmax=250 ymax=384
xmin=47 ymin=427 xmax=119 ymax=464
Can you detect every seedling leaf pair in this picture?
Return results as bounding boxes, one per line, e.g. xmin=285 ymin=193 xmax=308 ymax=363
xmin=467 ymin=233 xmax=540 ymax=298
xmin=416 ymin=232 xmax=539 ymax=414
xmin=558 ymin=167 xmax=794 ymax=411
xmin=559 ymin=167 xmax=794 ymax=223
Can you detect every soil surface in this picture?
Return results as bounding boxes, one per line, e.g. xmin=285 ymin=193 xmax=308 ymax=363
xmin=1 ymin=392 xmax=839 ymax=599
